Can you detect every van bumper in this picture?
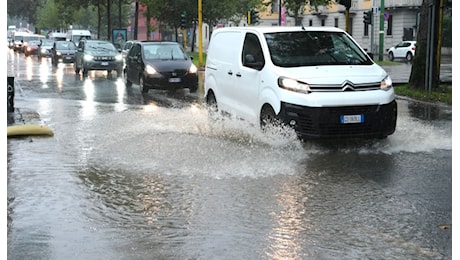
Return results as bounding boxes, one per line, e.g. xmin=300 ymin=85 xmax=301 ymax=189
xmin=278 ymin=100 xmax=397 ymax=139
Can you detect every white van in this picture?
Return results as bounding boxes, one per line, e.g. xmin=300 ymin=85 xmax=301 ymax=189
xmin=204 ymin=26 xmax=397 ymax=140
xmin=48 ymin=31 xmax=67 ymax=41
xmin=66 ymin=29 xmax=92 ymax=43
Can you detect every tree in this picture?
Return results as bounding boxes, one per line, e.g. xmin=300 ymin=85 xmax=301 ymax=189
xmin=408 ymin=0 xmax=442 ymax=90
xmin=35 ymin=0 xmax=65 ymax=32
xmin=7 ymin=0 xmax=46 ymax=27
xmin=282 ymin=0 xmax=333 ymax=26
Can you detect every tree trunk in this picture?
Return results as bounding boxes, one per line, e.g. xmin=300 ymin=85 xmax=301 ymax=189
xmin=107 ymin=0 xmax=112 ymax=40
xmin=98 ymin=0 xmax=102 ymax=39
xmin=409 ymin=0 xmax=440 ymax=90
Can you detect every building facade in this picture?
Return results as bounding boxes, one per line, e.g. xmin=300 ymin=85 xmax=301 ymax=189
xmin=257 ymin=0 xmax=423 ymax=57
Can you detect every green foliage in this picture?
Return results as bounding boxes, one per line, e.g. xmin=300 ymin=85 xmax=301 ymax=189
xmin=394 ymin=84 xmax=452 ymax=105
xmin=7 ymin=0 xmax=46 ymax=25
xmin=188 ymin=52 xmax=207 ymax=67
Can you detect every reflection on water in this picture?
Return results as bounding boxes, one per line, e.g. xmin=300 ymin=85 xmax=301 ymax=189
xmin=408 ymin=101 xmax=452 ymax=121
xmin=7 ymin=97 xmax=451 ymax=259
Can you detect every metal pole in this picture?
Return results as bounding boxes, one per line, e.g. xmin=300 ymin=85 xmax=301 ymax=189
xmin=436 ymin=0 xmax=444 ymax=84
xmin=198 ymin=0 xmax=203 ymax=66
xmin=134 ymin=1 xmax=138 ymax=40
xmin=378 ymin=0 xmax=385 ymax=61
xmin=278 ymin=0 xmax=282 ymax=26
xmin=428 ymin=2 xmax=436 ymax=92
xmin=425 ymin=3 xmax=432 ymax=91
xmin=370 ymin=9 xmax=375 ymax=56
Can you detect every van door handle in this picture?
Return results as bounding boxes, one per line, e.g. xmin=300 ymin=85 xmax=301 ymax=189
xmin=235 ymin=73 xmax=241 ymax=77
xmin=227 ymin=70 xmax=233 ymax=75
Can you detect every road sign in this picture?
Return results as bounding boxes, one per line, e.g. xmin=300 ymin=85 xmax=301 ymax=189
xmin=384 ymin=11 xmax=390 ymax=21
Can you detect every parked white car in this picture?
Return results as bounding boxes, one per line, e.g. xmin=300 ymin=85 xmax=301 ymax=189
xmin=387 ymin=41 xmax=416 ymax=61
xmin=204 ymin=26 xmax=397 ymax=140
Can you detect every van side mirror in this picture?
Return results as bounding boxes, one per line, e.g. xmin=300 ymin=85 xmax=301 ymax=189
xmin=244 ymin=54 xmax=264 ymax=71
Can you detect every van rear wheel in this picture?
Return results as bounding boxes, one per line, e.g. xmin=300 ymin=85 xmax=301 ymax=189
xmin=206 ymin=92 xmax=219 ymax=119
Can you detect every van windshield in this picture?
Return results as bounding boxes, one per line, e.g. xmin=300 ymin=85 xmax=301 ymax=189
xmin=264 ymin=31 xmax=373 ymax=67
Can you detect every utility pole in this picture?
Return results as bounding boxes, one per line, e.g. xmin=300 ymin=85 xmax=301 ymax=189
xmin=278 ymin=0 xmax=282 ymax=26
xmin=371 ymin=9 xmax=375 ymax=56
xmin=378 ymin=0 xmax=385 ymax=61
xmin=198 ymin=0 xmax=203 ymax=66
xmin=134 ymin=1 xmax=138 ymax=40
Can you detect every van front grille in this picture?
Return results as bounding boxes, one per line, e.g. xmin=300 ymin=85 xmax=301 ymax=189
xmin=309 ymin=82 xmax=381 ymax=92
xmin=279 ymin=101 xmax=397 ymax=139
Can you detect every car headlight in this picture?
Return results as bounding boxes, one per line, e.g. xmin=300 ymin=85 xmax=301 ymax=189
xmin=380 ymin=75 xmax=393 ymax=90
xmin=189 ymin=64 xmax=198 ymax=74
xmin=145 ymin=64 xmax=157 ymax=75
xmin=56 ymin=51 xmax=62 ymax=56
xmin=278 ymin=76 xmax=311 ymax=94
xmin=84 ymin=54 xmax=94 ymax=61
xmin=115 ymin=54 xmax=122 ymax=61
xmin=41 ymin=49 xmax=47 ymax=54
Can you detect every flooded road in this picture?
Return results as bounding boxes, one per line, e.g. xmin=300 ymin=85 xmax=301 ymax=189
xmin=7 ymin=49 xmax=452 ymax=259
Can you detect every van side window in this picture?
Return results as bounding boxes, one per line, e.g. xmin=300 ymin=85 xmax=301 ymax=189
xmin=242 ymin=33 xmax=265 ymax=70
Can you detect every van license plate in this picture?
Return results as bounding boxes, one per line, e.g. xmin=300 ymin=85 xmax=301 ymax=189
xmin=168 ymin=78 xmax=182 ymax=83
xmin=341 ymin=114 xmax=364 ymax=124
xmin=101 ymin=62 xmax=109 ymax=66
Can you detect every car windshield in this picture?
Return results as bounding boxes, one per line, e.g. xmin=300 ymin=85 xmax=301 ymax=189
xmin=264 ymin=31 xmax=373 ymax=67
xmin=87 ymin=41 xmax=117 ymax=51
xmin=56 ymin=41 xmax=76 ymax=50
xmin=28 ymin=41 xmax=40 ymax=46
xmin=143 ymin=44 xmax=187 ymax=60
xmin=41 ymin=40 xmax=54 ymax=46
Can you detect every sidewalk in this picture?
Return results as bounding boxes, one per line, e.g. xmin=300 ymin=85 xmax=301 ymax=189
xmin=7 ymin=107 xmax=43 ymax=127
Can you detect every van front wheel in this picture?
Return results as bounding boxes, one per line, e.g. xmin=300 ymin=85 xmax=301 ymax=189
xmin=260 ymin=105 xmax=281 ymax=132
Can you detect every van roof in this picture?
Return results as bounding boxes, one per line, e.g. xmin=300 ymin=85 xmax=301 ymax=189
xmin=213 ymin=26 xmax=345 ymax=34
xmin=68 ymin=30 xmax=91 ymax=35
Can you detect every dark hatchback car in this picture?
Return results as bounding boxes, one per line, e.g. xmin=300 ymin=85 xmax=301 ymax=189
xmin=123 ymin=41 xmax=198 ymax=93
xmin=74 ymin=39 xmax=123 ymax=77
xmin=51 ymin=40 xmax=77 ymax=66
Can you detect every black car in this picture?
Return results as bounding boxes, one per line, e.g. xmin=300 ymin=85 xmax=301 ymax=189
xmin=74 ymin=39 xmax=123 ymax=77
xmin=37 ymin=39 xmax=55 ymax=59
xmin=123 ymin=41 xmax=198 ymax=93
xmin=51 ymin=41 xmax=77 ymax=66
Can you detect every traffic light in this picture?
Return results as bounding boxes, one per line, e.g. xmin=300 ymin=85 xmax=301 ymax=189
xmin=248 ymin=9 xmax=260 ymax=25
xmin=180 ymin=12 xmax=187 ymax=29
xmin=363 ymin=10 xmax=372 ymax=25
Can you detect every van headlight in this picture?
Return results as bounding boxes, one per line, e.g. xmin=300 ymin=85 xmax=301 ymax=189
xmin=189 ymin=64 xmax=198 ymax=74
xmin=380 ymin=75 xmax=393 ymax=90
xmin=145 ymin=64 xmax=157 ymax=75
xmin=278 ymin=76 xmax=311 ymax=94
